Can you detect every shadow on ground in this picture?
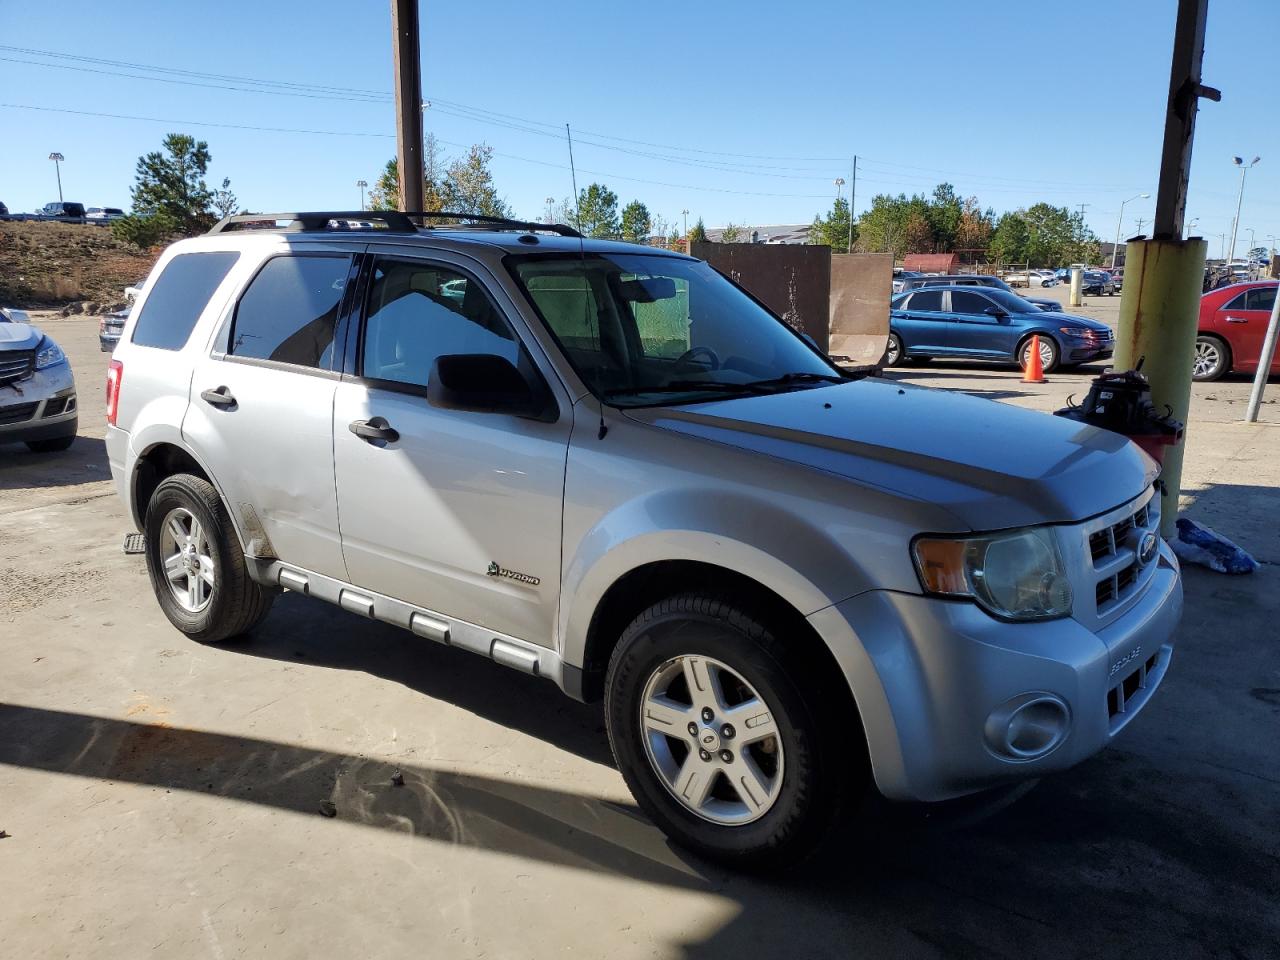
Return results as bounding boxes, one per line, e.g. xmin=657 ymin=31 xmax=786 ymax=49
xmin=2 ymin=692 xmax=1277 ymax=960
xmin=0 ymin=435 xmax=110 ymax=492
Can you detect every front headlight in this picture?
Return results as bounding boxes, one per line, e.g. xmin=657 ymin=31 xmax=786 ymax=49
xmin=913 ymin=527 xmax=1073 ymax=621
xmin=35 ymin=337 xmax=67 ymax=369
xmin=1058 ymin=326 xmax=1097 ymax=339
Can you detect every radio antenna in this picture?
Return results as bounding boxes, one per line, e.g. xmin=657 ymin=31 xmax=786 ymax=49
xmin=567 ymin=122 xmax=608 ymax=440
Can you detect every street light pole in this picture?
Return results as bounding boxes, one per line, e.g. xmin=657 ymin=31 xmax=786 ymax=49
xmin=545 ymin=196 xmax=554 ymax=223
xmin=356 ymin=179 xmax=368 ymax=210
xmin=681 ymin=208 xmax=688 ymax=237
xmin=48 ymin=152 xmax=64 ymax=202
xmin=1228 ymin=155 xmax=1260 ymax=261
xmin=1112 ymin=192 xmax=1150 ymax=269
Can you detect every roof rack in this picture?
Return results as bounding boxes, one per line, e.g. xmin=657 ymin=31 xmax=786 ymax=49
xmin=207 ymin=210 xmax=582 ymax=238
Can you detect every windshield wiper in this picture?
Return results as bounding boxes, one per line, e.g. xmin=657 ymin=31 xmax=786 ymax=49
xmin=603 ymin=380 xmax=768 ymax=399
xmin=745 ymin=371 xmax=846 ymax=389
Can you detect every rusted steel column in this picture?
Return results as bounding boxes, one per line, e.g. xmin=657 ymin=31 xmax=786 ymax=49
xmin=1112 ymin=238 xmax=1208 ymax=536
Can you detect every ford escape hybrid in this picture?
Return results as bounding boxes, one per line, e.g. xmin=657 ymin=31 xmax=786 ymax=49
xmin=106 ymin=211 xmax=1182 ymax=868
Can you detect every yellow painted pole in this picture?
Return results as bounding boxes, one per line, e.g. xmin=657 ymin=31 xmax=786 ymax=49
xmin=1069 ymin=267 xmax=1083 ymax=307
xmin=1111 ymin=237 xmax=1208 ymax=536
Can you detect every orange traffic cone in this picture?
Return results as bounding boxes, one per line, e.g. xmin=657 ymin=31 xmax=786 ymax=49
xmin=1023 ymin=334 xmax=1046 ymax=383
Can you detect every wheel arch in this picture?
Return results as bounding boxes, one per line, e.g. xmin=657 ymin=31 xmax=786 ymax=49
xmin=131 ymin=440 xmax=249 ymax=552
xmin=572 ymin=559 xmax=858 ymax=731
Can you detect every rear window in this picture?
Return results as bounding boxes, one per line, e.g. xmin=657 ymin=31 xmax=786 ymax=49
xmin=905 ymin=290 xmax=943 ymax=312
xmin=131 ymin=252 xmax=240 ymax=350
xmin=228 ymin=254 xmax=352 ymax=369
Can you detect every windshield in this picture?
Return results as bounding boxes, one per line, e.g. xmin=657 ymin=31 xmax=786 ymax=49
xmin=509 ymin=253 xmax=840 ymax=407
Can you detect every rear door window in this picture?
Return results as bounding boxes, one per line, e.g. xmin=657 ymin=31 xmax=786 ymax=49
xmin=1245 ymin=287 xmax=1276 ymax=312
xmin=131 ymin=252 xmax=240 ymax=350
xmin=905 ymin=290 xmax=943 ymax=312
xmin=229 ymin=254 xmax=352 ymax=369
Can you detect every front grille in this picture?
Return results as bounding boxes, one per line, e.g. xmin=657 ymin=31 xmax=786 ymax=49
xmin=0 ymin=401 xmax=39 ymax=425
xmin=0 ymin=350 xmax=35 ymax=386
xmin=1088 ymin=496 xmax=1156 ymax=615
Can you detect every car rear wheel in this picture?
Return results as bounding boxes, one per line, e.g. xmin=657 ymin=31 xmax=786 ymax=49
xmin=883 ymin=332 xmax=904 ymax=367
xmin=605 ymin=594 xmax=856 ymax=870
xmin=144 ymin=473 xmax=275 ymax=643
xmin=1192 ymin=334 xmax=1231 ymax=382
xmin=1018 ymin=335 xmax=1060 ymax=373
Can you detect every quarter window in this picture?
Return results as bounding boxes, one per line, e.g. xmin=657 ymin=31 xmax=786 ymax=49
xmin=229 ymin=255 xmax=351 ymax=369
xmin=131 ymin=252 xmax=240 ymax=351
xmin=360 ymin=260 xmax=518 ymax=387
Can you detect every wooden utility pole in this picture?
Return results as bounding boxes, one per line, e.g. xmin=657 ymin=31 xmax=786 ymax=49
xmin=391 ymin=0 xmax=424 ymax=216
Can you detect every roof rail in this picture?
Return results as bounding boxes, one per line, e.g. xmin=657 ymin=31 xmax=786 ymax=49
xmin=403 ymin=211 xmax=582 ymax=238
xmin=207 ymin=211 xmax=416 ymax=234
xmin=207 ymin=210 xmax=582 ymax=238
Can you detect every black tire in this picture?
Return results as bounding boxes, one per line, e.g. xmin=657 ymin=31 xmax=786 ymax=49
xmin=1018 ymin=334 xmax=1060 ymax=373
xmin=143 ymin=473 xmax=275 ymax=643
xmin=605 ymin=594 xmax=859 ymax=870
xmin=1192 ymin=334 xmax=1231 ymax=382
xmin=25 ymin=435 xmax=75 ymax=453
xmin=883 ymin=332 xmax=905 ymax=367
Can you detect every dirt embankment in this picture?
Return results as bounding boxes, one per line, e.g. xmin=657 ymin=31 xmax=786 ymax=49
xmin=0 ymin=221 xmax=161 ymax=310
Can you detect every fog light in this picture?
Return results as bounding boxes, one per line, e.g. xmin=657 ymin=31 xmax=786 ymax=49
xmin=984 ymin=693 xmax=1070 ymax=761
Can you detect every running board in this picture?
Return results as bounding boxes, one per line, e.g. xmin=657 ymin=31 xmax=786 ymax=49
xmin=245 ymin=558 xmax=563 ymax=686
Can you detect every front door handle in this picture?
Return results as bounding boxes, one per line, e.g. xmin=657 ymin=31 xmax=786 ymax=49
xmin=349 ymin=416 xmax=400 ymax=444
xmin=1224 ymin=316 xmax=1248 ymax=324
xmin=200 ymin=386 xmax=237 ymax=408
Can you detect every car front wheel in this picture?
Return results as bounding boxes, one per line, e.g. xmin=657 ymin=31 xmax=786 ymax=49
xmin=605 ymin=594 xmax=856 ymax=870
xmin=1192 ymin=334 xmax=1231 ymax=382
xmin=1018 ymin=334 xmax=1060 ymax=373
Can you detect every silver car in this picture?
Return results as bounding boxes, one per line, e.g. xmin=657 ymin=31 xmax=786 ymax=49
xmin=1 ymin=307 xmax=79 ymax=452
xmin=105 ymin=211 xmax=1182 ymax=868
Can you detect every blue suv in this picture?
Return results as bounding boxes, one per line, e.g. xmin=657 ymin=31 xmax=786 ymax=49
xmin=886 ymin=286 xmax=1113 ymax=372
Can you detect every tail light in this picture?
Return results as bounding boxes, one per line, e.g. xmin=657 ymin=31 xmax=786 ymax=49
xmin=106 ymin=360 xmax=123 ymax=426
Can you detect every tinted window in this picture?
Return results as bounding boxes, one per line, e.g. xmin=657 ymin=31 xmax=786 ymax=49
xmin=1224 ymin=291 xmax=1249 ymax=311
xmin=361 ymin=260 xmax=518 ymax=387
xmin=230 ymin=255 xmax=351 ymax=368
xmin=1246 ymin=287 xmax=1276 ymax=312
xmin=950 ymin=291 xmax=995 ymax=315
xmin=906 ymin=290 xmax=943 ymax=312
xmin=131 ymin=252 xmax=240 ymax=350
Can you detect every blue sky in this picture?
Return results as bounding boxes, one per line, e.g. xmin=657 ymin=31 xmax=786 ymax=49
xmin=1 ymin=0 xmax=1276 ymax=256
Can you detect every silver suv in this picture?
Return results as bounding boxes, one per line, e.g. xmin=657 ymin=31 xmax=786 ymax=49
xmin=106 ymin=211 xmax=1182 ymax=868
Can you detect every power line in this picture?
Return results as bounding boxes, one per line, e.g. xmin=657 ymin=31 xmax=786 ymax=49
xmin=0 ymin=102 xmax=835 ymax=199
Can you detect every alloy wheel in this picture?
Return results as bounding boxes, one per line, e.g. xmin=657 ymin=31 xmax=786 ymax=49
xmin=639 ymin=655 xmax=785 ymax=825
xmin=886 ymin=335 xmax=901 ymax=365
xmin=1022 ymin=338 xmax=1054 ymax=369
xmin=159 ymin=507 xmax=215 ymax=613
xmin=1193 ymin=339 xmax=1222 ymax=379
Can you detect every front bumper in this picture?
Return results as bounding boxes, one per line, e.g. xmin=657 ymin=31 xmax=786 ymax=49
xmin=808 ymin=540 xmax=1181 ymax=802
xmin=1067 ymin=342 xmax=1114 ymax=362
xmin=0 ymin=363 xmax=78 ymax=444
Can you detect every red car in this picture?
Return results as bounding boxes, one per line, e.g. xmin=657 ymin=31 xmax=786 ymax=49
xmin=1194 ymin=280 xmax=1279 ymax=381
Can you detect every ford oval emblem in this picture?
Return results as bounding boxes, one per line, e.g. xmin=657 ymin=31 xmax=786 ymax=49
xmin=1138 ymin=532 xmax=1158 ymax=566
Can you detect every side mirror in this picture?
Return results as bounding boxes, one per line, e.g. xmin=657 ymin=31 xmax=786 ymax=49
xmin=427 ymin=354 xmax=551 ymax=420
xmin=984 ymin=306 xmax=1009 ymax=319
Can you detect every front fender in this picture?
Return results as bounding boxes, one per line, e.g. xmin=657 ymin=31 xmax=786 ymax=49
xmin=558 ymin=487 xmax=864 ymax=671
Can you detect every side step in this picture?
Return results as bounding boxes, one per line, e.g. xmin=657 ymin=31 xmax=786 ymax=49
xmin=122 ymin=533 xmax=146 ymax=555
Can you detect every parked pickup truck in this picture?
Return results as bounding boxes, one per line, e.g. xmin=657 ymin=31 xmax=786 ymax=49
xmin=105 ymin=211 xmax=1183 ymax=868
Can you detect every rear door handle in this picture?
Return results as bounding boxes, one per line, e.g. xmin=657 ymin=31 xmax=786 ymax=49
xmin=349 ymin=416 xmax=400 ymax=444
xmin=200 ymin=386 xmax=237 ymax=408
xmin=1224 ymin=316 xmax=1248 ymax=324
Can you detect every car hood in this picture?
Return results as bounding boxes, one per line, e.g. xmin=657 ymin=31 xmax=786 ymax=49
xmin=0 ymin=322 xmax=42 ymax=350
xmin=625 ymin=379 xmax=1155 ymax=530
xmin=1035 ymin=311 xmax=1111 ymax=332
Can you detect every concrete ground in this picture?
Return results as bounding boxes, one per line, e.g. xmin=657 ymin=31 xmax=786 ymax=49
xmin=2 ymin=316 xmax=1277 ymax=960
